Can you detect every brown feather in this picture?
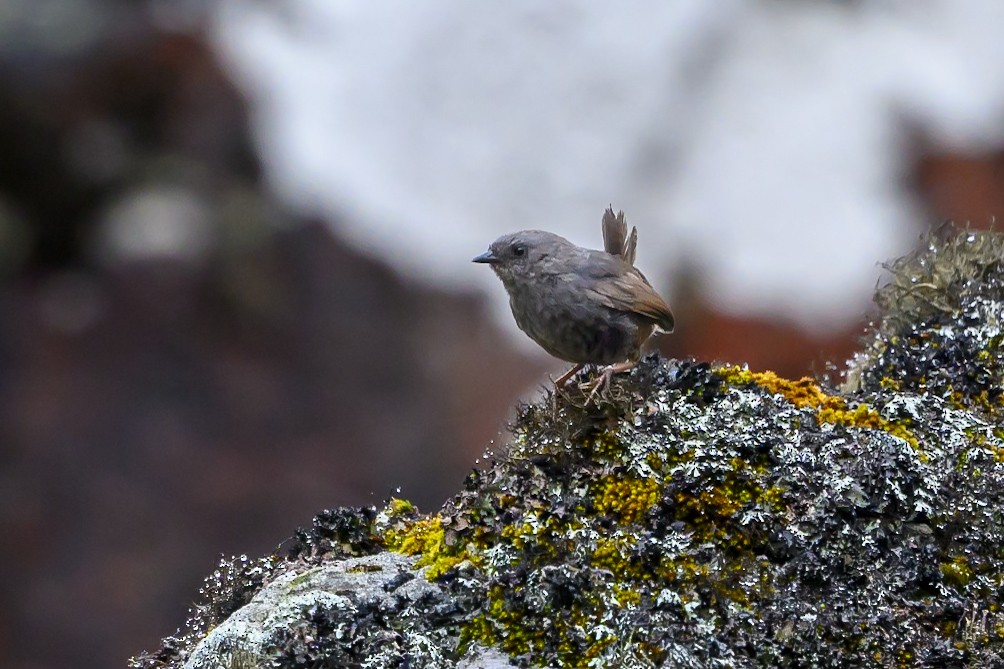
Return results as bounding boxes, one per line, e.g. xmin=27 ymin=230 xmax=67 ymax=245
xmin=602 ymin=207 xmax=626 ymax=256
xmin=602 ymin=206 xmax=639 ymax=265
xmin=587 ymin=268 xmax=675 ymax=333
xmin=623 ymin=226 xmax=637 ymax=266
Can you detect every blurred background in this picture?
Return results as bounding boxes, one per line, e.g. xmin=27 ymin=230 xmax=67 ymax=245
xmin=3 ymin=1 xmax=1004 ymax=667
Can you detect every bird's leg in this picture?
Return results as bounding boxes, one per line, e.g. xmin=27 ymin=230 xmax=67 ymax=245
xmin=554 ymin=363 xmax=586 ymax=387
xmin=552 ymin=363 xmax=586 ymax=415
xmin=582 ymin=360 xmax=638 ymax=403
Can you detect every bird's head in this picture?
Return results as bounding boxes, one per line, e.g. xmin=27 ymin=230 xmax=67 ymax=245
xmin=472 ymin=230 xmax=569 ymax=286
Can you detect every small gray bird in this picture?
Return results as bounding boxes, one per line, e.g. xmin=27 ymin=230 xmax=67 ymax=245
xmin=473 ymin=207 xmax=674 ymax=394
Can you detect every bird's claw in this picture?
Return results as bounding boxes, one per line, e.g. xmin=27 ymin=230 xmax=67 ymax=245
xmin=577 ymin=360 xmax=639 ymax=405
xmin=580 ymin=367 xmax=614 ymax=404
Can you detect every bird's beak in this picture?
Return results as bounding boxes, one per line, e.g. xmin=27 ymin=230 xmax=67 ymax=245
xmin=472 ymin=249 xmax=499 ymax=264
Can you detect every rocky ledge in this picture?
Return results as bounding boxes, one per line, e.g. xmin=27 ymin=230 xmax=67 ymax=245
xmin=133 ymin=229 xmax=1004 ymax=668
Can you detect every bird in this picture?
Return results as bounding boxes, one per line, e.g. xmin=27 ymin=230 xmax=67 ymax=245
xmin=473 ymin=206 xmax=674 ymax=397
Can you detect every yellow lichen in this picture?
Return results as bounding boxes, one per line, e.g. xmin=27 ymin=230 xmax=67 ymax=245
xmin=382 ymin=509 xmax=472 ymax=579
xmin=940 ymin=555 xmax=973 ymax=587
xmin=593 ymin=475 xmax=661 ymax=524
xmin=722 ymin=365 xmax=922 ymax=454
xmin=612 ymin=585 xmax=641 ymax=607
xmin=722 ymin=367 xmax=844 ymax=412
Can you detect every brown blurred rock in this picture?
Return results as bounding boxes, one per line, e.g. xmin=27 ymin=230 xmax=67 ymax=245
xmin=2 ymin=222 xmax=544 ymax=669
xmin=0 ymin=6 xmax=543 ymax=669
xmin=915 ymin=150 xmax=1004 ymax=228
xmin=658 ymin=299 xmax=862 ymax=380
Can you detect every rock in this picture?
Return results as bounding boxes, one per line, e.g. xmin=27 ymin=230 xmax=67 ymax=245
xmin=183 ymin=552 xmax=452 ymax=669
xmin=134 ymin=228 xmax=1004 ymax=667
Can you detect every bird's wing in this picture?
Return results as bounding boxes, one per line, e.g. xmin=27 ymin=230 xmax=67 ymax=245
xmin=580 ymin=253 xmax=675 ymax=333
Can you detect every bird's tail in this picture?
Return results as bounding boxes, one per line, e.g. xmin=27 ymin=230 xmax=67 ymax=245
xmin=602 ymin=206 xmax=637 ymax=266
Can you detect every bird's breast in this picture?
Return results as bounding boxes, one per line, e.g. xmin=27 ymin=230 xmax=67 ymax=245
xmin=506 ymin=274 xmax=640 ymax=364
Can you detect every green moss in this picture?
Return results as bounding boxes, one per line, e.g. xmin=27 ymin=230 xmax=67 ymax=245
xmin=386 ymin=497 xmax=416 ymax=515
xmin=590 ymin=535 xmax=640 ymax=577
xmin=612 ymin=585 xmax=641 ymax=607
xmin=587 ymin=431 xmax=626 ymax=460
xmin=368 ymin=346 xmax=1004 ymax=665
xmin=137 ymin=230 xmax=1004 ymax=669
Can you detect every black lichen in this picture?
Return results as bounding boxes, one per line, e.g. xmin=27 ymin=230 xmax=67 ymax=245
xmin=284 ymin=506 xmax=383 ymax=563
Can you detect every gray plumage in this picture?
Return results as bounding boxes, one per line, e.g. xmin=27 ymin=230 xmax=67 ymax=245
xmin=473 ymin=207 xmax=673 ymax=368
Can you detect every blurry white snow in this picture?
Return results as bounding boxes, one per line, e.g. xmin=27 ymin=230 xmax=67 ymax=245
xmin=211 ymin=0 xmax=1004 ymax=335
xmin=97 ymin=185 xmax=215 ymax=265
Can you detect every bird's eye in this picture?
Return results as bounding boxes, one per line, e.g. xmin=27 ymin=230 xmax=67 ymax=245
xmin=512 ymin=244 xmax=526 ymax=258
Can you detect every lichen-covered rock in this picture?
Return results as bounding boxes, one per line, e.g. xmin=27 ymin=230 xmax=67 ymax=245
xmin=133 ymin=229 xmax=1004 ymax=668
xmin=183 ymin=552 xmax=465 ymax=669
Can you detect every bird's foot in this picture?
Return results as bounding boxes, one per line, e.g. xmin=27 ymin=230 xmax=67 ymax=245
xmin=580 ymin=361 xmax=637 ymax=404
xmin=580 ymin=369 xmax=613 ymax=404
